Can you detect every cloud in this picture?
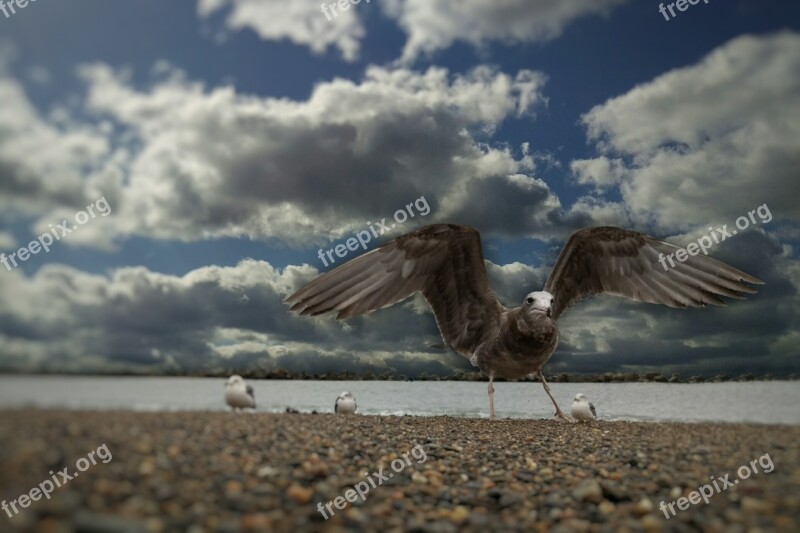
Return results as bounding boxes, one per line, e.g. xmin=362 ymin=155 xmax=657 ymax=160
xmin=195 ymin=0 xmax=628 ymax=63
xmin=384 ymin=0 xmax=628 ymax=63
xmin=1 ymin=234 xmax=796 ymax=377
xmin=0 ymin=231 xmax=15 ymax=249
xmin=0 ymin=259 xmax=308 ymax=372
xmin=570 ymin=156 xmax=629 ymax=191
xmin=485 ymin=260 xmax=548 ymax=306
xmin=0 ymin=60 xmax=596 ymax=247
xmin=0 ymin=72 xmax=110 ymax=216
xmin=553 ymin=231 xmax=799 ymax=376
xmin=197 ymin=0 xmax=368 ymax=61
xmin=575 ymin=32 xmax=800 ymax=231
xmin=0 ymin=254 xmax=458 ymax=374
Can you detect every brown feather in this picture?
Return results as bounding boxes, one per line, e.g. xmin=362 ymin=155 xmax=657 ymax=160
xmin=545 ymin=227 xmax=762 ymax=319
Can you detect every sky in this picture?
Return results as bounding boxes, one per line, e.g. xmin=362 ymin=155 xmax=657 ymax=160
xmin=0 ymin=0 xmax=798 ymax=378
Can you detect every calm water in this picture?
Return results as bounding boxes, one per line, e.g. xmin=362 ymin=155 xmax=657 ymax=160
xmin=0 ymin=376 xmax=797 ymax=424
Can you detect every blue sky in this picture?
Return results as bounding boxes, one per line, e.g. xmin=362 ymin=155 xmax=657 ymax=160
xmin=0 ymin=0 xmax=798 ymax=377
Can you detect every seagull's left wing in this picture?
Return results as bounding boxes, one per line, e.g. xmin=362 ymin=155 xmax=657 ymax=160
xmin=285 ymin=224 xmax=505 ymax=360
xmin=544 ymin=227 xmax=763 ymax=320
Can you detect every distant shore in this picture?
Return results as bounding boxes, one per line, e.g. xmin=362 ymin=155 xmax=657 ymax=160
xmin=1 ymin=369 xmax=795 ymax=384
xmin=1 ymin=410 xmax=797 ymax=532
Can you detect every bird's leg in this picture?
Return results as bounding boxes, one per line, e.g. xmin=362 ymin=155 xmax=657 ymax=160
xmin=537 ymin=371 xmax=575 ymax=422
xmin=488 ymin=374 xmax=496 ymax=420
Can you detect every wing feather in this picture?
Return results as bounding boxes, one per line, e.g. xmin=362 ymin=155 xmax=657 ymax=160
xmin=286 ymin=224 xmax=505 ymax=358
xmin=545 ymin=227 xmax=762 ymax=319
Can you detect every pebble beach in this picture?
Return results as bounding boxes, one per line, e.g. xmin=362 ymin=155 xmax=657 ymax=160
xmin=1 ymin=410 xmax=798 ymax=532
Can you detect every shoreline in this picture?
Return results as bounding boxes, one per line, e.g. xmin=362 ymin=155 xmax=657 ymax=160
xmin=2 ymin=377 xmax=798 ymax=426
xmin=2 ymin=405 xmax=800 ymax=427
xmin=1 ymin=410 xmax=798 ymax=531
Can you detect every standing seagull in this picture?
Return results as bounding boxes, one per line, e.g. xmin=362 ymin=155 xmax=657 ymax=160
xmin=225 ymin=375 xmax=255 ymax=410
xmin=285 ymin=224 xmax=761 ymax=421
xmin=335 ymin=391 xmax=357 ymax=414
xmin=571 ymin=393 xmax=597 ymax=421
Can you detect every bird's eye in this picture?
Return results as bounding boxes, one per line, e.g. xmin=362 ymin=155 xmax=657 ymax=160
xmin=551 ymin=298 xmax=554 ymax=303
xmin=526 ymin=297 xmax=533 ymax=304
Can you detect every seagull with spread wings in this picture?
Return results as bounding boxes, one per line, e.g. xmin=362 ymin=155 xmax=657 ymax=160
xmin=285 ymin=224 xmax=762 ymax=421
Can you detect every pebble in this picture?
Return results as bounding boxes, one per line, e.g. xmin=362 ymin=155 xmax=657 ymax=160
xmin=573 ymin=479 xmax=604 ymax=503
xmin=633 ymin=497 xmax=654 ymax=516
xmin=286 ymin=483 xmax=314 ymax=504
xmin=0 ymin=410 xmax=797 ymax=532
xmin=740 ymin=496 xmax=773 ymax=513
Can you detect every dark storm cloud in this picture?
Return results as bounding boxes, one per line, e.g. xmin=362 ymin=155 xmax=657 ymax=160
xmin=446 ymin=175 xmax=592 ymax=238
xmin=1 ymin=229 xmax=795 ymax=378
xmin=551 ymin=231 xmax=799 ymax=376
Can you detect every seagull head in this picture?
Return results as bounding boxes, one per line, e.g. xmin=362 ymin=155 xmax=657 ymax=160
xmin=226 ymin=375 xmax=244 ymax=388
xmin=338 ymin=391 xmax=354 ymax=399
xmin=574 ymin=393 xmax=587 ymax=402
xmin=524 ymin=291 xmax=554 ymax=318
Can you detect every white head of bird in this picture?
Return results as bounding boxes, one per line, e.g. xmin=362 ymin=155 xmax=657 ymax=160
xmin=524 ymin=291 xmax=554 ymax=318
xmin=226 ymin=375 xmax=245 ymax=390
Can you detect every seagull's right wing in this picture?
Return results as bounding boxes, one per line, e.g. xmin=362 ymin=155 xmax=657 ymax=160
xmin=285 ymin=224 xmax=505 ymax=359
xmin=590 ymin=402 xmax=596 ymax=419
xmin=544 ymin=227 xmax=763 ymax=320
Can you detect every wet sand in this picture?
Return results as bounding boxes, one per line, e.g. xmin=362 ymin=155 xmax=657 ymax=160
xmin=0 ymin=410 xmax=798 ymax=532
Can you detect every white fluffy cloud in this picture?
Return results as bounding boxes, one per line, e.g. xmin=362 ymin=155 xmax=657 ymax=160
xmin=0 ymin=60 xmax=589 ymax=247
xmin=0 ymin=73 xmax=111 ymax=215
xmin=384 ymin=0 xmax=628 ymax=62
xmin=570 ymin=156 xmax=629 ymax=190
xmin=195 ymin=0 xmax=627 ymax=62
xmin=575 ymin=32 xmax=800 ymax=231
xmin=0 ymin=230 xmax=15 ymax=249
xmin=197 ymin=0 xmax=367 ymax=61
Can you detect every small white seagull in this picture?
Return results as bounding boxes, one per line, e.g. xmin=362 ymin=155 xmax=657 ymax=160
xmin=571 ymin=393 xmax=597 ymax=421
xmin=225 ymin=375 xmax=255 ymax=411
xmin=335 ymin=391 xmax=357 ymax=414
